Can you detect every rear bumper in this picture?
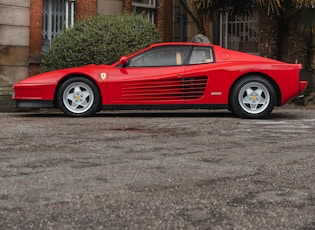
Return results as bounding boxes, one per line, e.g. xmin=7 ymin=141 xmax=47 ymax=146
xmin=299 ymin=81 xmax=308 ymax=95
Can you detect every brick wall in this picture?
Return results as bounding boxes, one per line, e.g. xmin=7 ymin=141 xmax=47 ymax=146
xmin=29 ymin=0 xmax=43 ymax=55
xmin=76 ymin=0 xmax=97 ymax=21
xmin=258 ymin=6 xmax=278 ymax=59
xmin=258 ymin=5 xmax=308 ymax=66
xmin=156 ymin=0 xmax=173 ymax=42
xmin=286 ymin=20 xmax=308 ymax=65
xmin=29 ymin=0 xmax=43 ymax=77
xmin=122 ymin=0 xmax=132 ymax=13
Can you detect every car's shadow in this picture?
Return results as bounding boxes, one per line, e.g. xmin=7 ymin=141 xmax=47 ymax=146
xmin=17 ymin=110 xmax=233 ymax=118
xmin=15 ymin=109 xmax=299 ymax=120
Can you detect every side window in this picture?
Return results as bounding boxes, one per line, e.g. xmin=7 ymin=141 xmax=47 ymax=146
xmin=42 ymin=0 xmax=76 ymax=54
xmin=128 ymin=46 xmax=189 ymax=67
xmin=188 ymin=47 xmax=214 ymax=64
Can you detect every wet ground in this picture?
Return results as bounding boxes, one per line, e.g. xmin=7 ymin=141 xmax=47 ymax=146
xmin=0 ymin=107 xmax=314 ymax=229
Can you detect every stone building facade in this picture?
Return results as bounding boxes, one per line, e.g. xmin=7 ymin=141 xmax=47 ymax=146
xmin=0 ymin=0 xmax=30 ymax=111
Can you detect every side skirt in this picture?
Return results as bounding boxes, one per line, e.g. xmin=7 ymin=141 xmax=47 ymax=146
xmin=14 ymin=101 xmax=228 ymax=111
xmin=102 ymin=104 xmax=228 ymax=110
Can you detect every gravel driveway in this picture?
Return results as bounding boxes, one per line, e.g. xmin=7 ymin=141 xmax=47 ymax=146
xmin=0 ymin=108 xmax=314 ymax=229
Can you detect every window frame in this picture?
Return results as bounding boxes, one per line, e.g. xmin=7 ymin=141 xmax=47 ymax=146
xmin=132 ymin=0 xmax=156 ymax=9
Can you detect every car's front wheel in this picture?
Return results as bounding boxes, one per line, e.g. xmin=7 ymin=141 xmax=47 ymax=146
xmin=57 ymin=77 xmax=100 ymax=117
xmin=230 ymin=76 xmax=276 ymax=119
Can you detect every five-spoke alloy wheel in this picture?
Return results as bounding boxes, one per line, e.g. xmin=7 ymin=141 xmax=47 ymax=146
xmin=230 ymin=76 xmax=276 ymax=119
xmin=57 ymin=77 xmax=100 ymax=117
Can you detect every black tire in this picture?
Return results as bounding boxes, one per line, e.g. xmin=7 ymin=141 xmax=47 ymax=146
xmin=57 ymin=77 xmax=100 ymax=117
xmin=230 ymin=76 xmax=276 ymax=119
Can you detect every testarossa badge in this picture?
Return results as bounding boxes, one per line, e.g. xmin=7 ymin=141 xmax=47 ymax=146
xmin=100 ymin=73 xmax=107 ymax=80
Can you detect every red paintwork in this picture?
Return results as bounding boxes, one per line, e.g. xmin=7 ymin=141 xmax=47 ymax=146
xmin=13 ymin=42 xmax=307 ymax=108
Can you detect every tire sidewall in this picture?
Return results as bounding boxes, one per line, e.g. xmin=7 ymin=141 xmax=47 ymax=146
xmin=57 ymin=77 xmax=100 ymax=117
xmin=230 ymin=76 xmax=276 ymax=119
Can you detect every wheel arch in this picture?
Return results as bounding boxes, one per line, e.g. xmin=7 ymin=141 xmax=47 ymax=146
xmin=54 ymin=74 xmax=102 ymax=110
xmin=229 ymin=72 xmax=281 ymax=107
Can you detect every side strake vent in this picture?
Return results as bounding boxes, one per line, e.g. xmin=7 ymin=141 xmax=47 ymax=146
xmin=122 ymin=76 xmax=207 ymax=101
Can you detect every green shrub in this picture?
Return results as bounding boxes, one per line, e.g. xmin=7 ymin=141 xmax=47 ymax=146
xmin=42 ymin=14 xmax=161 ymax=72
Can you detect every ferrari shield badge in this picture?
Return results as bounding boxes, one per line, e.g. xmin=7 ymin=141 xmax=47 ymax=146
xmin=101 ymin=73 xmax=107 ymax=80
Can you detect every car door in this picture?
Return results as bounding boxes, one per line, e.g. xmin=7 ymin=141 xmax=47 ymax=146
xmin=106 ymin=45 xmax=189 ymax=105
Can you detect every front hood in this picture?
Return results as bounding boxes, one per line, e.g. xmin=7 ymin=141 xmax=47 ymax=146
xmin=15 ymin=64 xmax=112 ymax=85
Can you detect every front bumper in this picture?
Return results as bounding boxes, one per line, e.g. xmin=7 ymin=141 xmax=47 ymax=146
xmin=14 ymin=100 xmax=54 ymax=108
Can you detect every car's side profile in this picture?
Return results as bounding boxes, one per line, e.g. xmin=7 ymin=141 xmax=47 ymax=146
xmin=13 ymin=42 xmax=308 ymax=118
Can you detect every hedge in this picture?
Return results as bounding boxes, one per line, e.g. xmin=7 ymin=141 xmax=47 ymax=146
xmin=42 ymin=14 xmax=161 ymax=72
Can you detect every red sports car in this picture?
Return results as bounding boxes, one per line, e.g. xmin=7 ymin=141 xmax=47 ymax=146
xmin=13 ymin=42 xmax=307 ymax=118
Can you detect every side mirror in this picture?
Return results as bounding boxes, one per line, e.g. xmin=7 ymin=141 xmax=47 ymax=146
xmin=120 ymin=56 xmax=128 ymax=66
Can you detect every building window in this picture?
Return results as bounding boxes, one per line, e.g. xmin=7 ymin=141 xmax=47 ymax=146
xmin=132 ymin=0 xmax=156 ymax=9
xmin=132 ymin=0 xmax=156 ymax=23
xmin=42 ymin=0 xmax=76 ymax=53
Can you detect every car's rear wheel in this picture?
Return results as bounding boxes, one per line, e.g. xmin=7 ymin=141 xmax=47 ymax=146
xmin=57 ymin=77 xmax=100 ymax=117
xmin=230 ymin=76 xmax=276 ymax=119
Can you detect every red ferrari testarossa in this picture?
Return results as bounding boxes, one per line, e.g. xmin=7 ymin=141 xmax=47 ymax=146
xmin=13 ymin=42 xmax=307 ymax=118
